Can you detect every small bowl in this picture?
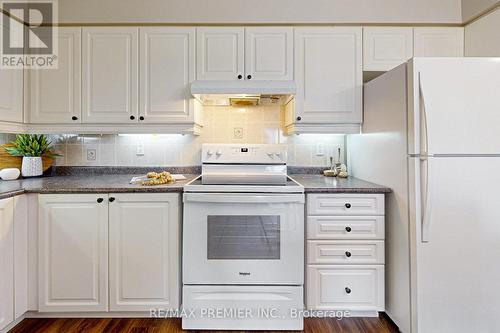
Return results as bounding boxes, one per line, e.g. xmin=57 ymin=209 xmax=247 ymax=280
xmin=0 ymin=168 xmax=21 ymax=181
xmin=323 ymin=169 xmax=337 ymax=177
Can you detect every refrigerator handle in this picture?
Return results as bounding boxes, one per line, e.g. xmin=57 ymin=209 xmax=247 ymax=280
xmin=420 ymin=156 xmax=433 ymax=243
xmin=418 ymin=73 xmax=429 ymax=156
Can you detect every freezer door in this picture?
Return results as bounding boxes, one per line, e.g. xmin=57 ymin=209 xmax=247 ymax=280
xmin=408 ymin=58 xmax=500 ymax=155
xmin=410 ymin=156 xmax=500 ymax=333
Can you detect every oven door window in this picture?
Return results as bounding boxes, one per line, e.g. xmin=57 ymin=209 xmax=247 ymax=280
xmin=207 ymin=215 xmax=280 ymax=260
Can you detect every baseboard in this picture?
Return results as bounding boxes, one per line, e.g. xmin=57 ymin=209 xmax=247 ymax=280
xmin=25 ymin=311 xmax=179 ymax=318
xmin=0 ymin=314 xmax=26 ymax=333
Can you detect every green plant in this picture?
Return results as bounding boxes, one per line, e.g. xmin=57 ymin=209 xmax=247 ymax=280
xmin=5 ymin=134 xmax=62 ymax=158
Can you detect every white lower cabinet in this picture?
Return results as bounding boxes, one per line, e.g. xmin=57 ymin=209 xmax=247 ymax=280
xmin=109 ymin=193 xmax=179 ymax=311
xmin=38 ymin=194 xmax=109 ymax=312
xmin=0 ymin=198 xmax=14 ymax=330
xmin=306 ymin=194 xmax=385 ymax=316
xmin=38 ymin=193 xmax=180 ymax=313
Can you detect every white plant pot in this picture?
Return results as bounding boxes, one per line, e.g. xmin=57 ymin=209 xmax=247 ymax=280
xmin=21 ymin=157 xmax=43 ymax=177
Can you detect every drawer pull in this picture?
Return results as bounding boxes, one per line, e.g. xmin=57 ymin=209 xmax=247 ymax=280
xmin=345 ymin=287 xmax=352 ymax=294
xmin=345 ymin=251 xmax=352 ymax=257
xmin=109 ymin=197 xmax=116 ymax=202
xmin=345 ymin=226 xmax=352 ymax=232
xmin=96 ymin=198 xmax=104 ymax=203
xmin=345 ymin=203 xmax=352 ymax=209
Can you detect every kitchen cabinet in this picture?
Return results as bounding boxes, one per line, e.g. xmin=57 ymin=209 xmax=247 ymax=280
xmin=82 ymin=27 xmax=139 ymax=123
xmin=306 ymin=194 xmax=385 ymax=316
xmin=38 ymin=194 xmax=109 ymax=312
xmin=414 ymin=28 xmax=464 ymax=57
xmin=0 ymin=14 xmax=23 ymax=124
xmin=0 ymin=198 xmax=14 ymax=331
xmin=13 ymin=195 xmax=28 ymax=320
xmin=38 ymin=193 xmax=180 ymax=313
xmin=363 ymin=27 xmax=414 ymax=71
xmin=287 ymin=27 xmax=362 ymax=134
xmin=196 ymin=27 xmax=244 ymax=81
xmin=196 ymin=27 xmax=293 ymax=81
xmin=139 ymin=27 xmax=197 ymax=123
xmin=29 ymin=28 xmax=81 ymax=124
xmin=245 ymin=27 xmax=293 ymax=80
xmin=109 ymin=193 xmax=180 ymax=311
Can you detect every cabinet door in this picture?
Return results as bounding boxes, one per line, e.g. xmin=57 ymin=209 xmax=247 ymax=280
xmin=0 ymin=198 xmax=14 ymax=330
xmin=38 ymin=194 xmax=109 ymax=312
xmin=196 ymin=27 xmax=244 ymax=81
xmin=363 ymin=27 xmax=413 ymax=71
xmin=13 ymin=195 xmax=28 ymax=319
xmin=414 ymin=28 xmax=464 ymax=57
xmin=82 ymin=27 xmax=138 ymax=123
xmin=140 ymin=27 xmax=195 ymax=123
xmin=295 ymin=28 xmax=362 ymax=124
xmin=109 ymin=193 xmax=179 ymax=311
xmin=29 ymin=28 xmax=81 ymax=124
xmin=245 ymin=27 xmax=293 ymax=80
xmin=0 ymin=15 xmax=23 ymax=123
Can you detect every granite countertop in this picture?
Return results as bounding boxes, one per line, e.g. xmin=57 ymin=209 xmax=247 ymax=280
xmin=290 ymin=174 xmax=391 ymax=193
xmin=0 ymin=174 xmax=199 ymax=200
xmin=0 ymin=171 xmax=390 ymax=200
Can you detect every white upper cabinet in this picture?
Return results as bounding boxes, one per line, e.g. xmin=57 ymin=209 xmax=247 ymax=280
xmin=245 ymin=27 xmax=293 ymax=80
xmin=0 ymin=198 xmax=14 ymax=331
xmin=196 ymin=27 xmax=244 ymax=81
xmin=38 ymin=194 xmax=109 ymax=312
xmin=29 ymin=28 xmax=81 ymax=124
xmin=363 ymin=27 xmax=413 ymax=71
xmin=139 ymin=27 xmax=196 ymax=123
xmin=291 ymin=27 xmax=362 ymax=132
xmin=414 ymin=27 xmax=464 ymax=57
xmin=109 ymin=193 xmax=180 ymax=311
xmin=82 ymin=27 xmax=139 ymax=123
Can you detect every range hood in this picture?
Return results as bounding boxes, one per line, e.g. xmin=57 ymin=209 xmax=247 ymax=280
xmin=191 ymin=80 xmax=296 ymax=107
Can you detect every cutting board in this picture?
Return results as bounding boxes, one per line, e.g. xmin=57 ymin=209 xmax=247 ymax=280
xmin=0 ymin=144 xmax=54 ymax=172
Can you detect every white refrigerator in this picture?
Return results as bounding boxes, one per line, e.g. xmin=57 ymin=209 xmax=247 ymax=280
xmin=348 ymin=58 xmax=500 ymax=333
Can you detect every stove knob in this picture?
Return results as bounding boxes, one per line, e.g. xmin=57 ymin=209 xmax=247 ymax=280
xmin=216 ymin=150 xmax=222 ymax=156
xmin=267 ymin=152 xmax=274 ymax=157
xmin=207 ymin=150 xmax=214 ymax=156
xmin=275 ymin=152 xmax=282 ymax=158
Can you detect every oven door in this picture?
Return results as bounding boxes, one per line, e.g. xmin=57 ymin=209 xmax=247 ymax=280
xmin=183 ymin=193 xmax=304 ymax=285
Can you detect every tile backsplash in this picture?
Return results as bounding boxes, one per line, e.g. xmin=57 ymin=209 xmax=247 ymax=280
xmin=1 ymin=106 xmax=345 ymax=167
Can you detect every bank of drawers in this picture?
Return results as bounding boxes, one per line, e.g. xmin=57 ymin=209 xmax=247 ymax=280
xmin=306 ymin=194 xmax=385 ymax=313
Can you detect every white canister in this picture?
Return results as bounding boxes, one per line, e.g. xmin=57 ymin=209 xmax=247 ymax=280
xmin=21 ymin=156 xmax=43 ymax=177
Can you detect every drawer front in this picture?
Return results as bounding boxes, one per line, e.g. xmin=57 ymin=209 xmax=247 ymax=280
xmin=307 ymin=240 xmax=384 ymax=265
xmin=307 ymin=216 xmax=384 ymax=240
xmin=306 ymin=265 xmax=384 ymax=311
xmin=307 ymin=194 xmax=384 ymax=216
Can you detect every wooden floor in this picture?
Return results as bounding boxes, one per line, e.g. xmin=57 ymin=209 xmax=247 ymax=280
xmin=10 ymin=317 xmax=399 ymax=333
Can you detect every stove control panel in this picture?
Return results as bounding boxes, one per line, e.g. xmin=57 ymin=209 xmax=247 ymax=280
xmin=202 ymin=144 xmax=287 ymax=164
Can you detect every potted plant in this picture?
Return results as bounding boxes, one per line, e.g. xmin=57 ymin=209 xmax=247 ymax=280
xmin=5 ymin=134 xmax=61 ymax=177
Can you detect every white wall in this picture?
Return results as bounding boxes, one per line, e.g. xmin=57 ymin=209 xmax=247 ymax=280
xmin=465 ymin=7 xmax=500 ymax=56
xmin=57 ymin=0 xmax=462 ymax=24
xmin=462 ymin=0 xmax=500 ymax=22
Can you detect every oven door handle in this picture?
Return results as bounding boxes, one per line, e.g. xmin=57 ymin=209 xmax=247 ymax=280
xmin=184 ymin=193 xmax=305 ymax=204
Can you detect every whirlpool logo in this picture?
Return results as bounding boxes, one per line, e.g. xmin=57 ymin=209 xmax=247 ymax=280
xmin=1 ymin=0 xmax=58 ymax=69
xmin=239 ymin=272 xmax=251 ymax=276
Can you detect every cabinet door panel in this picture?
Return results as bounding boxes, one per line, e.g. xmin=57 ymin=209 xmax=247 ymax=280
xmin=0 ymin=198 xmax=14 ymax=330
xmin=109 ymin=193 xmax=179 ymax=311
xmin=140 ymin=27 xmax=195 ymax=123
xmin=38 ymin=194 xmax=108 ymax=312
xmin=295 ymin=28 xmax=362 ymax=124
xmin=196 ymin=27 xmax=244 ymax=81
xmin=30 ymin=28 xmax=81 ymax=124
xmin=363 ymin=27 xmax=413 ymax=71
xmin=414 ymin=28 xmax=464 ymax=57
xmin=245 ymin=27 xmax=293 ymax=80
xmin=82 ymin=28 xmax=138 ymax=123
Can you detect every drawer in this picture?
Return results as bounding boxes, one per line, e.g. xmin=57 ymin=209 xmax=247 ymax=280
xmin=307 ymin=194 xmax=384 ymax=216
xmin=307 ymin=216 xmax=384 ymax=240
xmin=307 ymin=240 xmax=385 ymax=265
xmin=306 ymin=265 xmax=384 ymax=311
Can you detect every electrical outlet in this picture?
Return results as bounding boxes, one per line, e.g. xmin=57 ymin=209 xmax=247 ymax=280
xmin=136 ymin=144 xmax=145 ymax=156
xmin=86 ymin=148 xmax=97 ymax=161
xmin=234 ymin=127 xmax=244 ymax=139
xmin=315 ymin=143 xmax=325 ymax=156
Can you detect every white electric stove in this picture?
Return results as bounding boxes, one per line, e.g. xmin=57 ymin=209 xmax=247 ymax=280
xmin=182 ymin=144 xmax=305 ymax=331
